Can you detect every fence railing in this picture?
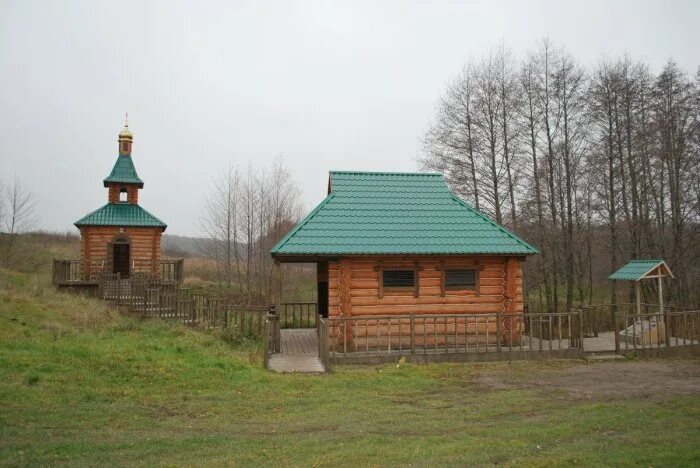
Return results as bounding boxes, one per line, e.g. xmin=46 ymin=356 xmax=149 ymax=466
xmin=614 ymin=309 xmax=700 ymax=353
xmin=279 ymin=302 xmax=317 ymax=328
xmin=581 ymin=302 xmax=693 ymax=338
xmin=52 ymin=259 xmax=185 ymax=284
xmin=325 ymin=311 xmax=583 ymax=363
xmin=95 ymin=273 xmax=271 ymax=339
xmin=318 ymin=317 xmax=330 ymax=369
xmin=581 ymin=303 xmax=660 ymax=337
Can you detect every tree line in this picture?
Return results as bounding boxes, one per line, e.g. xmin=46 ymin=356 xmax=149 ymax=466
xmin=421 ymin=40 xmax=699 ymax=311
xmin=200 ymin=158 xmax=304 ymax=302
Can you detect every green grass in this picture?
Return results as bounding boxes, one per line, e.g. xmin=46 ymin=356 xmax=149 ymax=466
xmin=1 ymin=269 xmax=699 ymax=466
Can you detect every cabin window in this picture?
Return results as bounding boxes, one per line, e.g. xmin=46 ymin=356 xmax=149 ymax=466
xmin=445 ymin=269 xmax=477 ymax=289
xmin=382 ymin=270 xmax=415 ymax=288
xmin=119 ymin=188 xmax=127 ymax=202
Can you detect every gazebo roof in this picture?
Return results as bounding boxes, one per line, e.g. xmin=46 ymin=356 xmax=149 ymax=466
xmin=608 ymin=259 xmax=673 ymax=281
xmin=271 ymin=171 xmax=538 ymax=257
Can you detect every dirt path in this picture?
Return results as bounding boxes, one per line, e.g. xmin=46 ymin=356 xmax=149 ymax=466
xmin=473 ymin=359 xmax=700 ymax=400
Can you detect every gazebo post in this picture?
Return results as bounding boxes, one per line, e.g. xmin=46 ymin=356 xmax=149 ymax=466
xmin=273 ymin=260 xmax=282 ymax=352
xmin=635 ymin=281 xmax=641 ymax=316
xmin=658 ymin=274 xmax=663 ymax=316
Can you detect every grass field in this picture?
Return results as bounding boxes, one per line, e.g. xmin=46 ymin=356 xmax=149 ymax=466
xmin=1 ymin=268 xmax=699 ymax=466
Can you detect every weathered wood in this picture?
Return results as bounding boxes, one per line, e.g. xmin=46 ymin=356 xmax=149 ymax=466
xmin=328 ymin=255 xmax=524 ymax=320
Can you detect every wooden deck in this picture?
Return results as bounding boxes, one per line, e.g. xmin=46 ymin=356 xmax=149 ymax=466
xmin=267 ymin=329 xmax=325 ymax=373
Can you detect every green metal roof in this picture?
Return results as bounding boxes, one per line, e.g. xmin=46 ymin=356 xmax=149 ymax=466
xmin=608 ymin=259 xmax=672 ymax=281
xmin=271 ymin=171 xmax=538 ymax=256
xmin=75 ymin=203 xmax=167 ymax=229
xmin=103 ymin=154 xmax=144 ymax=187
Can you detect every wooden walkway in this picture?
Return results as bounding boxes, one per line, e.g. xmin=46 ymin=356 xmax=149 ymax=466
xmin=268 ymin=329 xmax=325 ymax=373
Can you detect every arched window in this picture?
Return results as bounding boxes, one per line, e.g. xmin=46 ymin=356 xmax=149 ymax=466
xmin=119 ymin=188 xmax=127 ymax=203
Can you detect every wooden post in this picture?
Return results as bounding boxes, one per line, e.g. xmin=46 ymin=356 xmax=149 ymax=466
xmin=496 ymin=311 xmax=502 ymax=352
xmin=273 ymin=260 xmax=282 ymax=353
xmin=658 ymin=275 xmax=663 ymax=316
xmin=579 ymin=309 xmax=584 ymax=350
xmin=612 ymin=305 xmax=620 ymax=354
xmin=263 ymin=318 xmax=270 ymax=369
xmin=635 ymin=281 xmax=641 ymax=316
xmin=410 ymin=312 xmax=416 ymax=354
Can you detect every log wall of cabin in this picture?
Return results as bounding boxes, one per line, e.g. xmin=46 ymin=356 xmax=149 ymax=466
xmin=79 ymin=226 xmax=162 ymax=275
xmin=327 ymin=255 xmax=523 ymax=317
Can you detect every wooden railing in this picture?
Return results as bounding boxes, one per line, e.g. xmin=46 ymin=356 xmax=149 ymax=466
xmin=580 ymin=302 xmax=694 ymax=337
xmin=52 ymin=259 xmax=185 ymax=284
xmin=95 ymin=273 xmax=271 ymax=339
xmin=325 ymin=311 xmax=584 ymax=364
xmin=613 ymin=308 xmax=700 ymax=354
xmin=264 ymin=313 xmax=281 ymax=367
xmin=317 ymin=317 xmax=330 ymax=369
xmin=279 ymin=302 xmax=317 ymax=328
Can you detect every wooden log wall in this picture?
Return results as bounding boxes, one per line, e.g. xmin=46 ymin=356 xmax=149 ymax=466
xmin=327 ymin=255 xmax=524 ymax=317
xmin=79 ymin=226 xmax=162 ymax=275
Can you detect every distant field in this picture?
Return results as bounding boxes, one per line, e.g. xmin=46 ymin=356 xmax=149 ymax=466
xmin=1 ymin=268 xmax=699 ymax=466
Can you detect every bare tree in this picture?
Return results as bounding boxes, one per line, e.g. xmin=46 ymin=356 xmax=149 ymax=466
xmin=2 ymin=179 xmax=37 ymax=265
xmin=200 ymin=158 xmax=304 ymax=302
xmin=421 ymin=64 xmax=482 ymax=209
xmin=199 ymin=166 xmax=242 ymax=292
xmin=424 ymin=40 xmax=699 ymax=309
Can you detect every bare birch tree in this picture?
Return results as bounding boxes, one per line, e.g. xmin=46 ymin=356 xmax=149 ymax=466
xmin=2 ymin=179 xmax=37 ymax=265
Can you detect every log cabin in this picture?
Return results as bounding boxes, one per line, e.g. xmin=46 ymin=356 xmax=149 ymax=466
xmin=271 ymin=171 xmax=538 ymax=348
xmin=73 ymin=120 xmax=167 ymax=279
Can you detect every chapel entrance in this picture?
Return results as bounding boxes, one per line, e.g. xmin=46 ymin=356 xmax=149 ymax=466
xmin=112 ymin=238 xmax=130 ymax=278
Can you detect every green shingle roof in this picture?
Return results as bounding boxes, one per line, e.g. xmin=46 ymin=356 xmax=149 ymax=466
xmin=608 ymin=260 xmax=672 ymax=281
xmin=271 ymin=171 xmax=538 ymax=256
xmin=75 ymin=203 xmax=167 ymax=229
xmin=103 ymin=155 xmax=144 ymax=187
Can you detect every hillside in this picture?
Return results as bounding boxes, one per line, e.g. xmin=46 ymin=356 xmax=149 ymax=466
xmin=1 ymin=267 xmax=699 ymax=465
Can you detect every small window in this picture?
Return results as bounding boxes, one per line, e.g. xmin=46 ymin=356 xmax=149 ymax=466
xmin=445 ymin=269 xmax=476 ymax=289
xmin=119 ymin=188 xmax=128 ymax=203
xmin=383 ymin=270 xmax=415 ymax=288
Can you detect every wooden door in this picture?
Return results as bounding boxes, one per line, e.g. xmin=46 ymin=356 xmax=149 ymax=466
xmin=112 ymin=243 xmax=130 ymax=278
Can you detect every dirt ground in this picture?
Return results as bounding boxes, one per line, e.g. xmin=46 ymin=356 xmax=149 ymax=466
xmin=474 ymin=359 xmax=700 ymax=400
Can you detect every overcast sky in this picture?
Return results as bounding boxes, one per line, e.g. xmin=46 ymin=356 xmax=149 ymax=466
xmin=1 ymin=0 xmax=698 ymax=236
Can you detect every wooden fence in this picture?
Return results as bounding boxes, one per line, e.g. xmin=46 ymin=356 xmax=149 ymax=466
xmin=52 ymin=259 xmax=184 ymax=285
xmin=613 ymin=308 xmax=700 ymax=355
xmin=581 ymin=303 xmax=666 ymax=337
xmin=317 ymin=317 xmax=330 ymax=369
xmin=96 ymin=273 xmax=272 ymax=338
xmin=325 ymin=311 xmax=584 ymax=364
xmin=278 ymin=302 xmax=317 ymax=328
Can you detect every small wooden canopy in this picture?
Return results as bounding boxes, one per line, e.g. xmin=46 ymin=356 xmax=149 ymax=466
xmin=608 ymin=259 xmax=674 ymax=281
xmin=609 ymin=259 xmax=673 ymax=315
